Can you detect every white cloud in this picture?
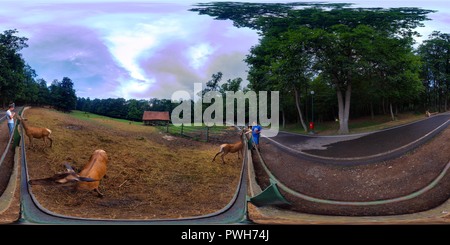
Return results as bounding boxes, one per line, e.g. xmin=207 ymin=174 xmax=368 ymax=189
xmin=187 ymin=43 xmax=215 ymax=70
xmin=116 ymin=78 xmax=155 ymax=99
xmin=106 ymin=33 xmax=156 ymax=81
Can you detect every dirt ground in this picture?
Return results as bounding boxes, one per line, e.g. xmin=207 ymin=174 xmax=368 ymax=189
xmin=23 ymin=107 xmax=242 ymax=220
xmin=253 ymin=126 xmax=450 ymax=216
xmin=0 ymin=120 xmax=15 ymax=196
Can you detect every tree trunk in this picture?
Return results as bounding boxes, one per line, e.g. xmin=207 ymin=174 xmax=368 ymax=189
xmin=445 ymin=86 xmax=449 ymax=111
xmin=337 ymin=83 xmax=351 ymax=134
xmin=343 ymin=83 xmax=352 ymax=133
xmin=281 ymin=108 xmax=286 ymax=129
xmin=294 ymin=88 xmax=308 ymax=132
xmin=390 ymin=102 xmax=395 ymax=121
xmin=370 ymin=102 xmax=374 ymax=120
xmin=337 ymin=91 xmax=345 ymax=134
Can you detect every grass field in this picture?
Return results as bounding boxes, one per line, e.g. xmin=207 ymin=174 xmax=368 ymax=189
xmin=71 ymin=110 xmax=229 ymax=142
xmin=71 ymin=110 xmax=142 ymax=125
xmin=284 ymin=112 xmax=426 ymax=135
xmin=23 ymin=107 xmax=242 ymax=219
xmin=162 ymin=123 xmax=231 ymax=142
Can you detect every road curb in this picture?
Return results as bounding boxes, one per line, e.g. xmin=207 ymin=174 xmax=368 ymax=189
xmin=266 ymin=119 xmax=450 ymax=165
xmin=247 ymin=145 xmax=450 ymax=224
xmin=0 ymin=147 xmax=20 ymax=215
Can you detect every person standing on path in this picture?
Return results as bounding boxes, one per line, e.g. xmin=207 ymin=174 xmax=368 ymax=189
xmin=6 ymin=104 xmax=15 ymax=136
xmin=245 ymin=125 xmax=254 ymax=150
xmin=251 ymin=121 xmax=262 ymax=150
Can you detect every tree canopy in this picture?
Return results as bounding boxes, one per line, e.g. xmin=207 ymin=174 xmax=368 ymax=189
xmin=191 ymin=2 xmax=435 ymax=133
xmin=0 ymin=29 xmax=78 ymax=111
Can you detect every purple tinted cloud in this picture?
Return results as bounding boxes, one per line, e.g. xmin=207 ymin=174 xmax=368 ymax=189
xmin=1 ymin=1 xmax=449 ymax=100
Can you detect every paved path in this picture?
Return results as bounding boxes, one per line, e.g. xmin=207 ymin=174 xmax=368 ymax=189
xmin=265 ymin=113 xmax=450 ymax=163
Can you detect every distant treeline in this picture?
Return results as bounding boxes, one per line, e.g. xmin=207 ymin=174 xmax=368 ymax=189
xmin=76 ymin=73 xmax=245 ymax=122
xmin=76 ymin=97 xmax=172 ymax=122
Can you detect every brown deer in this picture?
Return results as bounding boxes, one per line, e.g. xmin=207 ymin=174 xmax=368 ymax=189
xmin=29 ymin=149 xmax=108 ymax=197
xmin=17 ymin=115 xmax=53 ymax=148
xmin=212 ymin=129 xmax=244 ymax=164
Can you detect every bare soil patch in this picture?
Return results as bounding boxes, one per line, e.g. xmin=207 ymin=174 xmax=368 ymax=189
xmin=23 ymin=108 xmax=242 ymax=220
xmin=0 ymin=121 xmax=14 ymax=196
xmin=253 ymin=126 xmax=450 ymax=216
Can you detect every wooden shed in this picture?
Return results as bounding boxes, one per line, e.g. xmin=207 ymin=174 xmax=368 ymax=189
xmin=142 ymin=111 xmax=170 ymax=126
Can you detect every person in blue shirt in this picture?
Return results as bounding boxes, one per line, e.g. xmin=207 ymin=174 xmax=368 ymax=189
xmin=251 ymin=121 xmax=262 ymax=150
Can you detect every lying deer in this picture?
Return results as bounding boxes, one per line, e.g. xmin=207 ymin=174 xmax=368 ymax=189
xmin=17 ymin=115 xmax=53 ymax=148
xmin=212 ymin=129 xmax=244 ymax=164
xmin=29 ymin=149 xmax=108 ymax=197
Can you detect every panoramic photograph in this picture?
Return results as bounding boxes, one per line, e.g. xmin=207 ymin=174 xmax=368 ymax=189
xmin=0 ymin=0 xmax=449 ymax=239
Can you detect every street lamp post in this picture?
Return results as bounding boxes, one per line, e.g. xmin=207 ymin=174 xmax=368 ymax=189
xmin=310 ymin=90 xmax=315 ymax=134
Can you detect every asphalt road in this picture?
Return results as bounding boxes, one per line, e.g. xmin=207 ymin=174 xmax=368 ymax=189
xmin=266 ymin=113 xmax=450 ymax=163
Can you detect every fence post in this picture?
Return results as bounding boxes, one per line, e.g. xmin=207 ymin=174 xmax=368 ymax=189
xmin=166 ymin=121 xmax=169 ymax=133
xmin=206 ymin=126 xmax=209 ymax=142
xmin=181 ymin=124 xmax=184 ymax=136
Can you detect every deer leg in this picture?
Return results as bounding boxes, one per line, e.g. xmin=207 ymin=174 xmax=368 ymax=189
xmin=48 ymin=136 xmax=53 ymax=147
xmin=94 ymin=188 xmax=104 ymax=198
xmin=221 ymin=152 xmax=228 ymax=164
xmin=212 ymin=151 xmax=222 ymax=162
xmin=28 ymin=136 xmax=33 ymax=149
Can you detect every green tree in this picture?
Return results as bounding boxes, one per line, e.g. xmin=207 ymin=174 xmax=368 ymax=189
xmin=367 ymin=35 xmax=423 ymax=120
xmin=36 ymin=79 xmax=50 ymax=106
xmin=15 ymin=64 xmax=38 ymax=104
xmin=192 ymin=3 xmax=432 ymax=133
xmin=50 ymin=77 xmax=77 ymax=112
xmin=126 ymin=99 xmax=143 ymax=121
xmin=220 ymin=77 xmax=242 ymax=93
xmin=0 ymin=29 xmax=28 ymax=106
xmin=418 ymin=31 xmax=450 ymax=112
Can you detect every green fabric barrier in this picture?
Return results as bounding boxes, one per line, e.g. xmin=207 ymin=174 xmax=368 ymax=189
xmin=249 ymin=180 xmax=290 ymax=207
xmin=247 ymin=137 xmax=253 ymax=150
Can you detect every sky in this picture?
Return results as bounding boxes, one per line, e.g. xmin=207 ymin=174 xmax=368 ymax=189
xmin=1 ymin=0 xmax=449 ymax=100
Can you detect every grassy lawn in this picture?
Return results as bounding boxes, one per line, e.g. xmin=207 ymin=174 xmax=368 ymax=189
xmin=284 ymin=112 xmax=426 ymax=135
xmin=69 ymin=110 xmax=235 ymax=142
xmin=70 ymin=110 xmax=142 ymax=126
xmin=167 ymin=123 xmax=228 ymax=133
xmin=71 ymin=111 xmax=229 ymax=134
xmin=70 ymin=110 xmax=426 ymax=136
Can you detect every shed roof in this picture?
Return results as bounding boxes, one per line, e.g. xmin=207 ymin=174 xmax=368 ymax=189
xmin=142 ymin=111 xmax=170 ymax=121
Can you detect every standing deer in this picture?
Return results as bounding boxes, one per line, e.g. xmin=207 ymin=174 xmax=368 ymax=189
xmin=29 ymin=149 xmax=108 ymax=197
xmin=17 ymin=115 xmax=53 ymax=148
xmin=212 ymin=129 xmax=244 ymax=164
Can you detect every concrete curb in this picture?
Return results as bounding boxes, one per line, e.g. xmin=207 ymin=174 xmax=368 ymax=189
xmin=246 ymin=147 xmax=450 ymax=224
xmin=0 ymin=147 xmax=20 ymax=215
xmin=265 ymin=119 xmax=450 ymax=165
